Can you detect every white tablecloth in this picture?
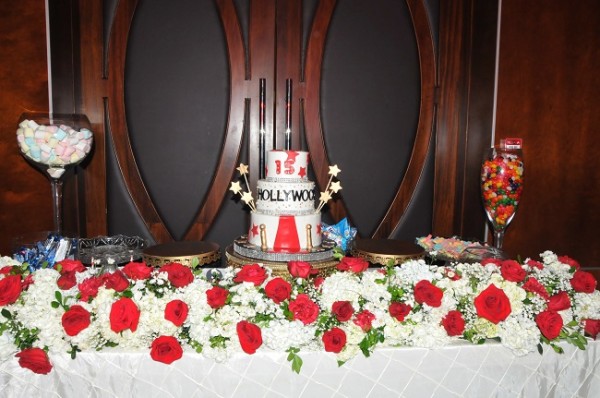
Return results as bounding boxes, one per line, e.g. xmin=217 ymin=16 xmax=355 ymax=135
xmin=1 ymin=340 xmax=599 ymax=397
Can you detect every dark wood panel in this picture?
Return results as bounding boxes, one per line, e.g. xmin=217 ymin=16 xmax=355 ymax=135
xmin=495 ymin=0 xmax=600 ymax=266
xmin=0 ymin=0 xmax=52 ymax=254
xmin=434 ymin=0 xmax=498 ymax=240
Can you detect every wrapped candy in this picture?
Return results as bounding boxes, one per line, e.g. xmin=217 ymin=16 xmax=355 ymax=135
xmin=322 ymin=218 xmax=357 ymax=252
xmin=12 ymin=233 xmax=76 ymax=271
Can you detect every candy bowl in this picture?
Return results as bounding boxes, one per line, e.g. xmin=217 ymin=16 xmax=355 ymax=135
xmin=480 ymin=143 xmax=524 ymax=249
xmin=77 ymin=235 xmax=147 ymax=271
xmin=16 ymin=112 xmax=93 ymax=234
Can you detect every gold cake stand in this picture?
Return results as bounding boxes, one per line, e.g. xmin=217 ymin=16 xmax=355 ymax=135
xmin=225 ymin=245 xmax=339 ymax=277
xmin=350 ymin=239 xmax=424 ymax=266
xmin=143 ymin=241 xmax=221 ymax=268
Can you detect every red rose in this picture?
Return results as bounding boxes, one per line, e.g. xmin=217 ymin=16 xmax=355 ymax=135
xmin=62 ymin=305 xmax=91 ymax=336
xmin=57 ymin=271 xmax=77 ymax=290
xmin=236 ymin=320 xmax=262 ymax=354
xmin=353 ymin=310 xmax=376 ymax=332
xmin=21 ymin=274 xmax=34 ymax=290
xmin=322 ymin=327 xmax=347 ymax=353
xmin=122 ymin=261 xmax=153 ymax=280
xmin=0 ymin=265 xmax=14 ymax=275
xmin=109 ymin=297 xmax=140 ymax=333
xmin=442 ymin=310 xmax=465 ymax=336
xmin=414 ymin=280 xmax=443 ymax=307
xmin=159 ymin=262 xmax=194 ymax=288
xmin=150 ymin=335 xmax=183 ymax=364
xmin=536 ymin=310 xmax=563 ymax=340
xmin=264 ymin=277 xmax=292 ymax=304
xmin=337 ymin=257 xmax=369 ymax=273
xmin=164 ymin=299 xmax=189 ymax=326
xmin=500 ymin=260 xmax=526 ymax=283
xmin=15 ymin=348 xmax=52 ymax=374
xmin=234 ymin=264 xmax=268 ymax=286
xmin=62 ymin=305 xmax=90 ymax=336
xmin=474 ymin=284 xmax=511 ymax=324
xmin=57 ymin=259 xmax=86 ymax=274
xmin=584 ymin=319 xmax=600 ymax=339
xmin=78 ymin=276 xmax=104 ymax=302
xmin=526 ymin=259 xmax=544 ymax=270
xmin=570 ymin=271 xmax=597 ymax=293
xmin=0 ymin=275 xmax=23 ymax=306
xmin=206 ymin=286 xmax=229 ymax=309
xmin=313 ymin=276 xmax=325 ymax=289
xmin=481 ymin=258 xmax=502 ymax=267
xmin=288 ymin=294 xmax=319 ymax=325
xmin=558 ymin=255 xmax=580 ymax=270
xmin=287 ymin=261 xmax=315 ymax=279
xmin=103 ymin=270 xmax=129 ymax=292
xmin=547 ymin=291 xmax=571 ymax=312
xmin=332 ymin=301 xmax=355 ymax=322
xmin=523 ymin=277 xmax=550 ymax=300
xmin=389 ymin=302 xmax=412 ymax=322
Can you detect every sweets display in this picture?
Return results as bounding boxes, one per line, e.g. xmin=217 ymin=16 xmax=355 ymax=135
xmin=229 ymin=150 xmax=341 ymax=263
xmin=16 ymin=118 xmax=93 ymax=178
xmin=480 ymin=146 xmax=524 ymax=230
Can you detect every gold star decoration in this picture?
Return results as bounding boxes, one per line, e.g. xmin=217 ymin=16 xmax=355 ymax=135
xmin=328 ymin=164 xmax=341 ymax=177
xmin=329 ymin=181 xmax=342 ymax=193
xmin=241 ymin=191 xmax=256 ymax=210
xmin=237 ymin=163 xmax=249 ymax=175
xmin=229 ymin=181 xmax=242 ymax=194
xmin=319 ymin=191 xmax=332 ymax=203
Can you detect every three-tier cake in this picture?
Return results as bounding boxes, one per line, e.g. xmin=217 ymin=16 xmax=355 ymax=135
xmin=227 ymin=150 xmax=337 ymax=271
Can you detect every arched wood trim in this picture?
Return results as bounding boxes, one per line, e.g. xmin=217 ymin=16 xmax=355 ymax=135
xmin=183 ymin=0 xmax=247 ymax=240
xmin=303 ymin=0 xmax=348 ymax=221
xmin=372 ymin=0 xmax=436 ymax=238
xmin=106 ymin=0 xmax=172 ymax=242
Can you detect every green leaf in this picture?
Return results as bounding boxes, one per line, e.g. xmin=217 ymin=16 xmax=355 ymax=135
xmin=122 ymin=290 xmax=133 ymax=299
xmin=337 ymin=360 xmax=346 ymax=367
xmin=55 ymin=291 xmax=63 ymax=303
xmin=537 ymin=343 xmax=544 ymax=355
xmin=1 ymin=309 xmax=12 ymax=320
xmin=51 ymin=301 xmax=60 ymax=309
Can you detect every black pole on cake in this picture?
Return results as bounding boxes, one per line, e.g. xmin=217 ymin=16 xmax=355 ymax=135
xmin=285 ymin=79 xmax=292 ymax=150
xmin=259 ymin=78 xmax=266 ymax=179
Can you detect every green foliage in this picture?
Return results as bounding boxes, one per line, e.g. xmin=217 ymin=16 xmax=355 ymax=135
xmin=286 ymin=347 xmax=303 ymax=374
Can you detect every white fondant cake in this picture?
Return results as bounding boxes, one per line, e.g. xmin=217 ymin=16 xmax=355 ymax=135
xmin=248 ymin=150 xmax=321 ymax=252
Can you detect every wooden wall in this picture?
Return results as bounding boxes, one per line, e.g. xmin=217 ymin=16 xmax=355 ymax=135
xmin=0 ymin=0 xmax=52 ymax=255
xmin=494 ymin=0 xmax=600 ymax=266
xmin=1 ymin=0 xmax=598 ymax=269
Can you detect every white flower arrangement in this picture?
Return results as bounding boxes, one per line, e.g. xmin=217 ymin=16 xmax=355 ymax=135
xmin=0 ymin=250 xmax=599 ymax=375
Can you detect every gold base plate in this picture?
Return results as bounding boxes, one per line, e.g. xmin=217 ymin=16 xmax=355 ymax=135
xmin=143 ymin=241 xmax=221 ymax=268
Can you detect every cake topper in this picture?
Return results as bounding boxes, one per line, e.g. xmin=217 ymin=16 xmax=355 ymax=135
xmin=230 ymin=163 xmax=256 ymax=211
xmin=316 ymin=165 xmax=342 ymax=212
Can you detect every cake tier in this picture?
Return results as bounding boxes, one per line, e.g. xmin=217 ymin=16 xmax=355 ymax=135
xmin=265 ymin=150 xmax=309 ymax=180
xmin=256 ymin=179 xmax=316 ymax=214
xmin=248 ymin=212 xmax=322 ymax=252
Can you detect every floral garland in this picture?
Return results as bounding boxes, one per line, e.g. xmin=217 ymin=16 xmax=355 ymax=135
xmin=1 ymin=251 xmax=599 ymax=375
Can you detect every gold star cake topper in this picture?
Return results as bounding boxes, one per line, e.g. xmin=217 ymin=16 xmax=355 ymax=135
xmin=230 ymin=163 xmax=256 ymax=211
xmin=317 ymin=164 xmax=342 ymax=212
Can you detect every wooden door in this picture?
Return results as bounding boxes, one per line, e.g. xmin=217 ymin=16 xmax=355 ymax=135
xmin=54 ymin=0 xmax=440 ymax=252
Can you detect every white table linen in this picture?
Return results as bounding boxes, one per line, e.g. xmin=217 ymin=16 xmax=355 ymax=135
xmin=1 ymin=340 xmax=599 ymax=397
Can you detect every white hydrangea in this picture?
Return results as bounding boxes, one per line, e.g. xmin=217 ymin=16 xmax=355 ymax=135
xmin=319 ymin=272 xmax=363 ymax=310
xmin=262 ymin=320 xmax=316 ymax=351
xmin=573 ymin=291 xmax=600 ymax=320
xmin=392 ymin=259 xmax=437 ymax=286
xmin=0 ymin=256 xmax=21 ymax=267
xmin=16 ymin=269 xmax=69 ymax=353
xmin=497 ymin=315 xmax=540 ymax=356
